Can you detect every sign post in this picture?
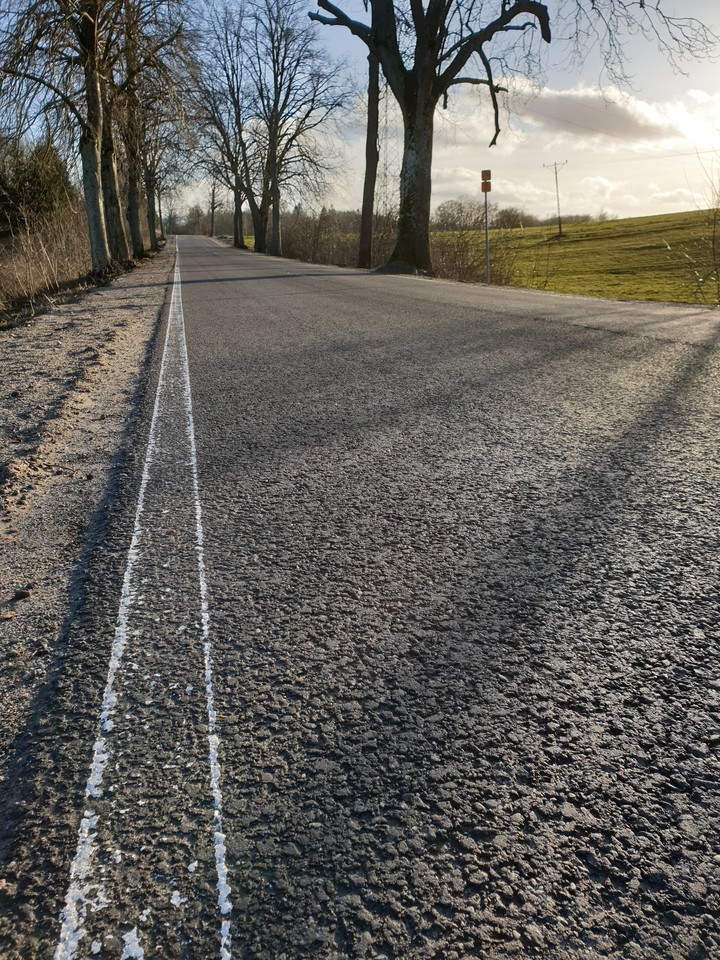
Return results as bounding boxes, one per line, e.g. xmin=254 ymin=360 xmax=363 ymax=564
xmin=481 ymin=170 xmax=491 ymax=284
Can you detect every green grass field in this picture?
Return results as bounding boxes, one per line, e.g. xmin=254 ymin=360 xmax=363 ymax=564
xmin=502 ymin=208 xmax=720 ymax=305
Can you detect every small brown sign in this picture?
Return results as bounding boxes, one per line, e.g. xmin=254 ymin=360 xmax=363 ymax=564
xmin=481 ymin=169 xmax=491 ymax=181
xmin=481 ymin=181 xmax=491 ymax=193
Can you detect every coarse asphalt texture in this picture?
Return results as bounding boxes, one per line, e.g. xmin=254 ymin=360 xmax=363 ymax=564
xmin=1 ymin=234 xmax=719 ymax=958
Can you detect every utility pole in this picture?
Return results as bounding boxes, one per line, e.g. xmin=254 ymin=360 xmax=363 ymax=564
xmin=544 ymin=161 xmax=567 ymax=238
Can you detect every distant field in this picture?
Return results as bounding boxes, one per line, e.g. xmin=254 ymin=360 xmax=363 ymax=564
xmin=497 ymin=209 xmax=720 ymax=304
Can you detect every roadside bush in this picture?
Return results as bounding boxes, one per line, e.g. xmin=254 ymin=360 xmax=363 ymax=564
xmin=1 ymin=139 xmax=75 ymax=234
xmin=281 ymin=206 xmax=357 ymax=265
xmin=0 ymin=200 xmax=91 ymax=319
xmin=431 ymin=228 xmax=519 ymax=284
xmin=279 ymin=205 xmax=399 ymax=269
xmin=432 ymin=197 xmax=490 ymax=232
xmin=276 ymin=202 xmax=523 ymax=283
xmin=493 ymin=206 xmax=538 ymax=229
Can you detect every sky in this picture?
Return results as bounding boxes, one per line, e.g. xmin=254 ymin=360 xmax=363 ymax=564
xmin=316 ymin=0 xmax=720 ymax=221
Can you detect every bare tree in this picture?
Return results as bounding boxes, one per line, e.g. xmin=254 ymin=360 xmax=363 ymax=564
xmin=358 ymin=51 xmax=379 ymax=269
xmin=0 ymin=0 xmax=185 ymax=269
xmin=114 ymin=0 xmax=185 ymax=255
xmin=248 ymin=0 xmax=348 ymax=256
xmin=191 ymin=0 xmax=347 ymax=255
xmin=190 ymin=0 xmax=256 ymax=249
xmin=0 ymin=1 xmax=118 ymax=271
xmin=310 ymin=0 xmax=718 ymax=273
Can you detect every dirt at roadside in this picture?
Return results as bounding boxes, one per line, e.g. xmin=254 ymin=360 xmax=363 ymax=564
xmin=0 ymin=240 xmax=174 ymax=783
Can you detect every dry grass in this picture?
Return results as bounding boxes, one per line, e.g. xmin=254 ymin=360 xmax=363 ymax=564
xmin=0 ymin=203 xmax=92 ymax=326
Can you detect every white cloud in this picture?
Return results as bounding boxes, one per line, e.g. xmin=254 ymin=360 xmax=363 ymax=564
xmin=513 ymin=85 xmax=682 ymax=145
xmin=578 ymin=176 xmax=625 ymax=201
xmin=650 ymin=187 xmax=699 ymax=206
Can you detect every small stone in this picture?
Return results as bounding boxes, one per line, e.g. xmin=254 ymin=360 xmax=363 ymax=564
xmin=525 ymin=923 xmax=544 ymax=946
xmin=13 ymin=588 xmax=31 ymax=601
xmin=0 ymin=879 xmax=18 ymax=898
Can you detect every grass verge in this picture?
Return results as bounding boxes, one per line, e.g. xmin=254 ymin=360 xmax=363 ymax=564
xmin=507 ymin=209 xmax=720 ymax=304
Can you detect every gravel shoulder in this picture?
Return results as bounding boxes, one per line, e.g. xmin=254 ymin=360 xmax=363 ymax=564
xmin=0 ymin=240 xmax=174 ymax=782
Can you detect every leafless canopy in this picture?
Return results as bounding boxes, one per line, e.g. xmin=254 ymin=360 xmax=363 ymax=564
xmin=309 ymin=0 xmax=717 ymax=271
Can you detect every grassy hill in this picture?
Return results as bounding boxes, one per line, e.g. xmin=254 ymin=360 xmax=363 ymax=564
xmin=502 ymin=209 xmax=720 ymax=305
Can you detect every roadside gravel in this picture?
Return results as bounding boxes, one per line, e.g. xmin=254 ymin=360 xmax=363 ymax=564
xmin=0 ymin=241 xmax=173 ymax=783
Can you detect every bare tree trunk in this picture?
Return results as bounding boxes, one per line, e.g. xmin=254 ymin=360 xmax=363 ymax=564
xmin=209 ymin=180 xmax=217 ymax=237
xmin=388 ymin=99 xmax=434 ymax=272
xmin=80 ymin=132 xmax=111 ymax=273
xmin=145 ymin=169 xmax=159 ymax=251
xmin=122 ymin=0 xmax=145 ymax=258
xmin=126 ymin=143 xmax=145 ymax=258
xmin=269 ymin=152 xmax=281 ymax=256
xmin=101 ymin=97 xmax=131 ymax=262
xmin=270 ymin=190 xmax=281 ymax=256
xmin=260 ymin=198 xmax=270 ymax=252
xmin=157 ymin=190 xmax=165 ymax=240
xmin=246 ymin=196 xmax=261 ymax=251
xmin=248 ymin=193 xmax=270 ymax=253
xmin=233 ymin=177 xmax=247 ymax=248
xmin=358 ymin=52 xmax=380 ymax=270
xmin=79 ymin=11 xmax=111 ymax=273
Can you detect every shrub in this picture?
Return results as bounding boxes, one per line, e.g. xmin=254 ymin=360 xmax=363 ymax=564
xmin=0 ymin=200 xmax=91 ymax=319
xmin=0 ymin=138 xmax=74 ymax=234
xmin=431 ymin=228 xmax=518 ymax=285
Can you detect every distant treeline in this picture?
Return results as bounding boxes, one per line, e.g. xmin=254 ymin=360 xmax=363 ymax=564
xmin=173 ymin=196 xmax=617 ymax=240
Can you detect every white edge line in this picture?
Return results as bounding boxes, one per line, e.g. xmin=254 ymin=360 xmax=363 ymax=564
xmin=54 ymin=242 xmax=233 ymax=960
xmin=54 ymin=251 xmax=178 ymax=960
xmin=174 ymin=243 xmax=234 ymax=959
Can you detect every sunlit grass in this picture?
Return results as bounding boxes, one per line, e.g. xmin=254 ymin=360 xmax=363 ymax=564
xmin=502 ymin=209 xmax=719 ymax=304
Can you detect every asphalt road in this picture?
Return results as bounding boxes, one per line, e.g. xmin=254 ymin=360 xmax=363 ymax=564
xmin=2 ymin=235 xmax=719 ymax=958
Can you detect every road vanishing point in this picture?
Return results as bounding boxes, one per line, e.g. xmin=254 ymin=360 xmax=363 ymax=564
xmin=1 ymin=235 xmax=719 ymax=959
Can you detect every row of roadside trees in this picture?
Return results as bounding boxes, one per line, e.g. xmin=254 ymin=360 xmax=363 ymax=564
xmin=1 ymin=1 xmax=717 ymax=285
xmin=0 ymin=0 xmax=186 ymax=273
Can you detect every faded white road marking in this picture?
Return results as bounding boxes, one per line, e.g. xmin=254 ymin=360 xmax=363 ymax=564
xmin=120 ymin=928 xmax=144 ymax=959
xmin=54 ymin=244 xmax=233 ymax=959
xmin=173 ymin=247 xmax=234 ymax=957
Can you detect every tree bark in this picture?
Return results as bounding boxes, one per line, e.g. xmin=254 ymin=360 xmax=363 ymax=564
xmin=388 ymin=96 xmax=434 ymax=273
xmin=79 ymin=8 xmax=111 ymax=273
xmin=233 ymin=177 xmax=247 ymax=248
xmin=209 ymin=180 xmax=220 ymax=238
xmin=358 ymin=52 xmax=380 ymax=269
xmin=250 ymin=196 xmax=270 ymax=253
xmin=122 ymin=0 xmax=145 ymax=258
xmin=268 ymin=151 xmax=282 ymax=256
xmin=101 ymin=97 xmax=131 ymax=262
xmin=145 ymin=168 xmax=159 ymax=251
xmin=126 ymin=142 xmax=145 ymax=258
xmin=157 ymin=190 xmax=165 ymax=240
xmin=80 ymin=131 xmax=111 ymax=273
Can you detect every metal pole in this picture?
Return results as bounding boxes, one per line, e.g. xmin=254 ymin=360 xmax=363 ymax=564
xmin=484 ymin=190 xmax=490 ymax=284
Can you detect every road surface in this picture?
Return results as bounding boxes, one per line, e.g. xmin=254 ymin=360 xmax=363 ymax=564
xmin=1 ymin=235 xmax=719 ymax=958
